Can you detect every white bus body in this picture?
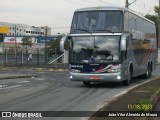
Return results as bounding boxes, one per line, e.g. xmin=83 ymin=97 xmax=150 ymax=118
xmin=60 ymin=6 xmax=157 ymax=86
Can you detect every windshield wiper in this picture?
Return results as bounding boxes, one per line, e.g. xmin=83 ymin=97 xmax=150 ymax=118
xmin=75 ymin=28 xmax=92 ymax=34
xmin=93 ymin=29 xmax=114 ymax=34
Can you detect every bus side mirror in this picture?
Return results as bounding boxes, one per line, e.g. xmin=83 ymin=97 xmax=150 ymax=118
xmin=121 ymin=50 xmax=127 ymax=62
xmin=121 ymin=35 xmax=129 ymax=61
xmin=121 ymin=36 xmax=127 ymax=51
xmin=60 ymin=35 xmax=70 ymax=52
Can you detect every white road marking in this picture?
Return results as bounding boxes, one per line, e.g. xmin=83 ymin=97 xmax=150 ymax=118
xmin=17 ymin=81 xmax=30 ymax=84
xmin=0 ymin=85 xmax=22 ymax=90
xmin=0 ymin=85 xmax=8 ymax=88
xmin=31 ymin=77 xmax=36 ymax=79
xmin=35 ymin=78 xmax=45 ymax=81
xmin=80 ymin=117 xmax=89 ymax=120
xmin=23 ymin=88 xmax=31 ymax=91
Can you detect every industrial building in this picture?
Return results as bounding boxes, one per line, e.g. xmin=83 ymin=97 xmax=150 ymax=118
xmin=0 ymin=22 xmax=51 ymax=36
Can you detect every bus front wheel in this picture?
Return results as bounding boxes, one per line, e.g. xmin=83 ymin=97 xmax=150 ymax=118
xmin=123 ymin=71 xmax=132 ymax=86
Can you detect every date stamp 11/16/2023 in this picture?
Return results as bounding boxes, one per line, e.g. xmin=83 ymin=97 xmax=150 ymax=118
xmin=128 ymin=104 xmax=152 ymax=111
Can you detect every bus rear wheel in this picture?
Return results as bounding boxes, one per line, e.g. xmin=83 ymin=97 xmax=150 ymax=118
xmin=143 ymin=65 xmax=151 ymax=79
xmin=83 ymin=81 xmax=91 ymax=86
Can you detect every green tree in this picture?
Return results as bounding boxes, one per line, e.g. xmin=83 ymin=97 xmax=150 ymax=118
xmin=21 ymin=36 xmax=32 ymax=53
xmin=48 ymin=34 xmax=64 ymax=58
xmin=145 ymin=14 xmax=158 ymax=38
xmin=145 ymin=6 xmax=159 ymax=39
xmin=154 ymin=6 xmax=159 ymax=15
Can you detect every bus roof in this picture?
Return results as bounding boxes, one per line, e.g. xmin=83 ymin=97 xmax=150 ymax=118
xmin=75 ymin=6 xmax=126 ymax=12
xmin=75 ymin=6 xmax=155 ymax=25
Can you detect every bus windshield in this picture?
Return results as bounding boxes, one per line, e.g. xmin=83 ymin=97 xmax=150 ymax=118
xmin=70 ymin=11 xmax=123 ymax=34
xmin=70 ymin=36 xmax=120 ymax=63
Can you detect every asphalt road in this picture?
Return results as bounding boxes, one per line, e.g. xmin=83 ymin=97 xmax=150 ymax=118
xmin=0 ymin=65 xmax=160 ymax=120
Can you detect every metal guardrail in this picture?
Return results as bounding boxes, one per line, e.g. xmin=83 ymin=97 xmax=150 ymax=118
xmin=48 ymin=54 xmax=64 ymax=64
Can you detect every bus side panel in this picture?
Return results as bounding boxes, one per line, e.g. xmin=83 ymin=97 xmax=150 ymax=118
xmin=127 ymin=12 xmax=156 ymax=78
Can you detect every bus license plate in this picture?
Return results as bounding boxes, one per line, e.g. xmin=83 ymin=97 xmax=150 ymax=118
xmin=89 ymin=76 xmax=99 ymax=80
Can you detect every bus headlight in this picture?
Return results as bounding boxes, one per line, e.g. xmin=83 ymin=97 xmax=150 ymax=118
xmin=107 ymin=64 xmax=121 ymax=73
xmin=70 ymin=76 xmax=73 ymax=79
xmin=71 ymin=69 xmax=81 ymax=73
xmin=117 ymin=76 xmax=121 ymax=80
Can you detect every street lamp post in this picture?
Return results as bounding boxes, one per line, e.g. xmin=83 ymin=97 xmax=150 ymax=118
xmin=125 ymin=0 xmax=137 ymax=8
xmin=159 ymin=0 xmax=160 ymax=48
xmin=15 ymin=24 xmax=17 ymax=65
xmin=45 ymin=26 xmax=48 ymax=64
xmin=125 ymin=0 xmax=129 ymax=8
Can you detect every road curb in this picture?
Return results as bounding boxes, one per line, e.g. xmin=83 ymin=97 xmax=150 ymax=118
xmin=89 ymin=77 xmax=160 ymax=119
xmin=33 ymin=68 xmax=68 ymax=72
xmin=0 ymin=68 xmax=7 ymax=71
xmin=0 ymin=75 xmax=38 ymax=80
xmin=150 ymin=88 xmax=160 ymax=109
xmin=103 ymin=77 xmax=160 ymax=109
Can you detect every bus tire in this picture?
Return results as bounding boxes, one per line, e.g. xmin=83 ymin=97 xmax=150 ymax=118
xmin=83 ymin=81 xmax=91 ymax=86
xmin=123 ymin=70 xmax=132 ymax=86
xmin=149 ymin=63 xmax=152 ymax=77
xmin=143 ymin=66 xmax=150 ymax=79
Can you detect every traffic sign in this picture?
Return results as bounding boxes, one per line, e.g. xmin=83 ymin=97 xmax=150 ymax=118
xmin=0 ymin=26 xmax=9 ymax=34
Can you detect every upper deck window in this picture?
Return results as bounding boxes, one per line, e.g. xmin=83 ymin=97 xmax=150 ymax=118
xmin=70 ymin=11 xmax=123 ymax=34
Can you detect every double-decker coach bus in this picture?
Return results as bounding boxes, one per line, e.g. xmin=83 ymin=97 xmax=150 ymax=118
xmin=60 ymin=6 xmax=157 ymax=86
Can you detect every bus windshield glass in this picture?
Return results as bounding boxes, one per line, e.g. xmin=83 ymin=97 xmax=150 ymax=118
xmin=70 ymin=11 xmax=123 ymax=34
xmin=70 ymin=36 xmax=120 ymax=63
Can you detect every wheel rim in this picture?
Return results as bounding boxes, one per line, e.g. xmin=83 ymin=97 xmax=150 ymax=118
xmin=150 ymin=69 xmax=152 ymax=76
xmin=148 ymin=68 xmax=151 ymax=77
xmin=128 ymin=71 xmax=132 ymax=84
xmin=146 ymin=69 xmax=149 ymax=78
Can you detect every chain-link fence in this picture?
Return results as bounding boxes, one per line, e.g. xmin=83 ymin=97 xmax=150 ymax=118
xmin=0 ymin=47 xmax=66 ymax=68
xmin=0 ymin=48 xmax=44 ymax=66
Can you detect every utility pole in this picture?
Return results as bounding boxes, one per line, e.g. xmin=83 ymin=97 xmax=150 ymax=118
xmin=125 ymin=0 xmax=129 ymax=8
xmin=15 ymin=24 xmax=17 ymax=65
xmin=159 ymin=0 xmax=160 ymax=48
xmin=45 ymin=26 xmax=48 ymax=64
xmin=15 ymin=24 xmax=17 ymax=51
xmin=125 ymin=0 xmax=137 ymax=8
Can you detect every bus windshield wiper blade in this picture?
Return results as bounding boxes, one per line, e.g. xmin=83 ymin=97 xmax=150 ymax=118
xmin=75 ymin=29 xmax=92 ymax=34
xmin=93 ymin=29 xmax=114 ymax=34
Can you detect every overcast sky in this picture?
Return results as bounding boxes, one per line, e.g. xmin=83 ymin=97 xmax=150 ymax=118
xmin=0 ymin=0 xmax=158 ymax=34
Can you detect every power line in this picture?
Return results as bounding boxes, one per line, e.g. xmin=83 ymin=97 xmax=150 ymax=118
xmin=83 ymin=0 xmax=102 ymax=6
xmin=98 ymin=0 xmax=118 ymax=6
xmin=63 ymin=0 xmax=106 ymax=7
xmin=138 ymin=0 xmax=154 ymax=9
xmin=63 ymin=0 xmax=123 ymax=8
xmin=63 ymin=0 xmax=88 ymax=7
xmin=125 ymin=0 xmax=137 ymax=8
xmin=129 ymin=0 xmax=158 ymax=15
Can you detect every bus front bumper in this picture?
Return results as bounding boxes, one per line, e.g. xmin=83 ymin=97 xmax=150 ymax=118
xmin=70 ymin=72 xmax=125 ymax=82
